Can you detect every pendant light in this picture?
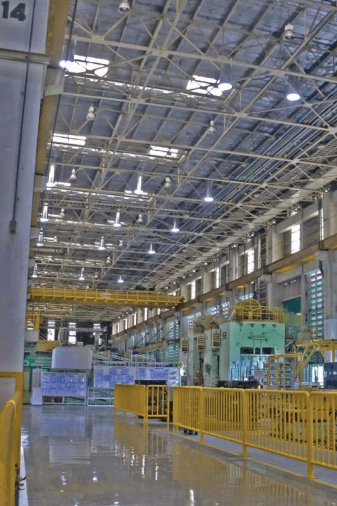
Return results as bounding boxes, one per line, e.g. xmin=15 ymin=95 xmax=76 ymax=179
xmin=98 ymin=236 xmax=106 ymax=250
xmin=114 ymin=211 xmax=121 ymax=228
xmin=148 ymin=244 xmax=156 ymax=255
xmin=171 ymin=220 xmax=179 ymax=233
xmin=70 ymin=168 xmax=77 ymax=181
xmin=134 ymin=175 xmax=144 ymax=195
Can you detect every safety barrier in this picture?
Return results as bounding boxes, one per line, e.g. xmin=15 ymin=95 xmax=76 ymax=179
xmin=0 ymin=391 xmax=21 ymax=506
xmin=173 ymin=387 xmax=337 ymax=480
xmin=114 ymin=384 xmax=170 ymax=424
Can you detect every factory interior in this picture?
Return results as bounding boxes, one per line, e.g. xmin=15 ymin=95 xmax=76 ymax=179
xmin=3 ymin=0 xmax=337 ymax=504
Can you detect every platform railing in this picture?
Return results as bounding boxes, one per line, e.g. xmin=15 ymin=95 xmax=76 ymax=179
xmin=173 ymin=387 xmax=337 ymax=480
xmin=0 ymin=391 xmax=21 ymax=506
xmin=114 ymin=384 xmax=170 ymax=424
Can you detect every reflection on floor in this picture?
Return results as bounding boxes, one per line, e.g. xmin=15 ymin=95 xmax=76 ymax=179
xmin=22 ymin=406 xmax=337 ymax=506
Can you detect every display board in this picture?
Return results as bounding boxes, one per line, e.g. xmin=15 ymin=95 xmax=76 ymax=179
xmin=94 ymin=366 xmax=180 ymax=389
xmin=94 ymin=366 xmax=136 ymax=389
xmin=138 ymin=367 xmax=180 ymax=386
xmin=41 ymin=372 xmax=86 ymax=397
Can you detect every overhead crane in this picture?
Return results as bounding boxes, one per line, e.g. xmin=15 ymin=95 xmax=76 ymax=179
xmin=28 ymin=286 xmax=184 ymax=308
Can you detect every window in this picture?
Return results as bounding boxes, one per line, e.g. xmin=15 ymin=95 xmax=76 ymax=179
xmin=240 ymin=347 xmax=254 ymax=355
xmin=291 ymin=224 xmax=301 ymax=253
xmin=246 ymin=248 xmax=254 ymax=274
xmin=117 ymin=322 xmax=120 ymax=333
xmin=189 ymin=280 xmax=196 ymax=299
xmin=47 ymin=320 xmax=55 ymax=341
xmin=306 ymin=269 xmax=324 ymax=339
xmin=144 ymin=307 xmax=148 ymax=321
xmin=68 ymin=322 xmax=76 ymax=344
xmin=124 ymin=318 xmax=128 ymax=330
xmin=262 ymin=347 xmax=275 ymax=355
xmin=133 ymin=313 xmax=137 ymax=326
xmin=221 ymin=301 xmax=230 ymax=318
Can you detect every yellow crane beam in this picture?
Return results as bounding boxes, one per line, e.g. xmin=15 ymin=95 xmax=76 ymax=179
xmin=28 ymin=286 xmax=184 ymax=308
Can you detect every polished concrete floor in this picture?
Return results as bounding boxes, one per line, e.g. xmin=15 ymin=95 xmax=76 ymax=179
xmin=22 ymin=405 xmax=337 ymax=506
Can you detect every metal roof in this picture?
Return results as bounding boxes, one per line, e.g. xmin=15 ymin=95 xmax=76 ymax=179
xmin=31 ymin=0 xmax=337 ymax=317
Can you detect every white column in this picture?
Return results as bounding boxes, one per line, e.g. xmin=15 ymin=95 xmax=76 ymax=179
xmin=0 ymin=0 xmax=49 ymax=403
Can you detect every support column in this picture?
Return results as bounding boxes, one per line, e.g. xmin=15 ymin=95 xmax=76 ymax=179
xmin=0 ymin=0 xmax=50 ymax=406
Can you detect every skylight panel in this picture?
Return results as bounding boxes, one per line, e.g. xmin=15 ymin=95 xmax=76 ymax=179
xmin=52 ymin=134 xmax=86 ymax=147
xmin=59 ymin=55 xmax=109 ymax=77
xmin=186 ymin=74 xmax=221 ymax=97
xmin=149 ymin=146 xmax=179 ymax=158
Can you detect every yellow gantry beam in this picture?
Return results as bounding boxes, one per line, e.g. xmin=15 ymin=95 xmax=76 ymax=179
xmin=28 ymin=286 xmax=184 ymax=308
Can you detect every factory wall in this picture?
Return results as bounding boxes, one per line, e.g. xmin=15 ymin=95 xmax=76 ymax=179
xmin=112 ymin=190 xmax=337 ymax=360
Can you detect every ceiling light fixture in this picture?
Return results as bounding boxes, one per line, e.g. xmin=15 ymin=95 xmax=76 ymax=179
xmin=79 ymin=268 xmax=85 ymax=281
xmin=60 ymin=208 xmax=65 ymax=219
xmin=118 ymin=275 xmax=124 ymax=284
xmin=118 ymin=240 xmax=123 ymax=247
xmin=148 ymin=244 xmax=156 ymax=255
xmin=134 ymin=175 xmax=144 ymax=195
xmin=86 ymin=105 xmax=95 ymax=121
xmin=171 ymin=220 xmax=180 ymax=233
xmin=286 ymin=91 xmax=300 ymax=102
xmin=114 ymin=211 xmax=122 ymax=228
xmin=47 ymin=164 xmax=55 ymax=187
xmin=284 ymin=23 xmax=294 ymax=40
xmin=118 ymin=0 xmax=130 ymax=12
xmin=36 ymin=230 xmax=44 ymax=247
xmin=98 ymin=236 xmax=105 ymax=250
xmin=40 ymin=203 xmax=48 ymax=222
xmin=32 ymin=265 xmax=38 ymax=278
xmin=94 ymin=272 xmax=99 ymax=280
xmin=164 ymin=176 xmax=172 ymax=188
xmin=208 ymin=120 xmax=215 ymax=133
xmin=106 ymin=254 xmax=111 ymax=265
xmin=204 ymin=182 xmax=214 ymax=202
xmin=286 ymin=68 xmax=301 ymax=102
xmin=70 ymin=168 xmax=77 ymax=181
xmin=137 ymin=213 xmax=143 ymax=223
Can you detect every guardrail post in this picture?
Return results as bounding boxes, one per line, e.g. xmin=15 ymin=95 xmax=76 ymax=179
xmin=200 ymin=388 xmax=205 ymax=444
xmin=144 ymin=386 xmax=148 ymax=426
xmin=242 ymin=390 xmax=248 ymax=458
xmin=173 ymin=387 xmax=178 ymax=433
xmin=307 ymin=393 xmax=315 ymax=480
xmin=166 ymin=386 xmax=170 ymax=427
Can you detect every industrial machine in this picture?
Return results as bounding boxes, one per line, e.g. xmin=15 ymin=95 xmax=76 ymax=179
xmin=182 ymin=299 xmax=286 ymax=387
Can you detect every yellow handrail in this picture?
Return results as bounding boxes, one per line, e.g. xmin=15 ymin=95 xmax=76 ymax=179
xmin=0 ymin=391 xmax=21 ymax=506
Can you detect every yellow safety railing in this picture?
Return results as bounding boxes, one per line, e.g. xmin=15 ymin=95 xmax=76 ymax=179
xmin=173 ymin=387 xmax=201 ymax=433
xmin=310 ymin=391 xmax=337 ymax=475
xmin=232 ymin=298 xmax=288 ymax=324
xmin=114 ymin=384 xmax=170 ymax=424
xmin=173 ymin=387 xmax=337 ymax=481
xmin=25 ymin=312 xmax=40 ymax=331
xmin=29 ymin=286 xmax=183 ymax=308
xmin=0 ymin=391 xmax=21 ymax=506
